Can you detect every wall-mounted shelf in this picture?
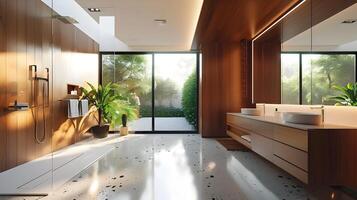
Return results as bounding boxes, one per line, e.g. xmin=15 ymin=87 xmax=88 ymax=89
xmin=5 ymin=101 xmax=30 ymax=111
xmin=67 ymin=84 xmax=81 ymax=96
xmin=65 ymin=94 xmax=80 ymax=100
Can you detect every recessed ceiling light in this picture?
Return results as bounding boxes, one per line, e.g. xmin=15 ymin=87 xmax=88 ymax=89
xmin=342 ymin=19 xmax=356 ymax=24
xmin=88 ymin=8 xmax=101 ymax=12
xmin=154 ymin=19 xmax=167 ymax=25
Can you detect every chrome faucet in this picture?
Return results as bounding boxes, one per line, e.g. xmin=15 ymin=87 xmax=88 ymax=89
xmin=310 ymin=105 xmax=325 ymax=123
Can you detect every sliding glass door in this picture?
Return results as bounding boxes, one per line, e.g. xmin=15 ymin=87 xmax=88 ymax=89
xmin=101 ymin=52 xmax=198 ymax=133
xmin=154 ymin=53 xmax=197 ymax=131
xmin=102 ymin=53 xmax=153 ymax=131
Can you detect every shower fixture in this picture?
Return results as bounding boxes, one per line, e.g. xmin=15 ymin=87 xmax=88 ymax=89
xmin=30 ymin=65 xmax=49 ymax=144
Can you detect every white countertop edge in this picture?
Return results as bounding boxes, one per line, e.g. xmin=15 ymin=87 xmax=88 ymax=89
xmin=227 ymin=112 xmax=357 ymax=131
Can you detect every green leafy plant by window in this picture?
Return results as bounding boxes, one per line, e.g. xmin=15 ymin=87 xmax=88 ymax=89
xmin=139 ymin=106 xmax=184 ymax=117
xmin=182 ymin=72 xmax=197 ymax=128
xmin=329 ymin=82 xmax=357 ymax=106
xmin=81 ymin=82 xmax=138 ymax=127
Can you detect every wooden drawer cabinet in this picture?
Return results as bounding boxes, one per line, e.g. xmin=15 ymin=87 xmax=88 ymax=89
xmin=227 ymin=113 xmax=310 ymax=184
xmin=273 ymin=155 xmax=308 ymax=184
xmin=251 ymin=120 xmax=274 ymax=139
xmin=274 ymin=125 xmax=308 ymax=152
xmin=227 ymin=114 xmax=252 ymax=130
xmin=273 ymin=140 xmax=308 ymax=171
xmin=251 ymin=133 xmax=273 ymax=161
xmin=227 ymin=115 xmax=273 ymax=139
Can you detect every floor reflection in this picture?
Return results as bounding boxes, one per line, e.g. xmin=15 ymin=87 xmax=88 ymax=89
xmin=44 ymin=134 xmax=340 ymax=200
xmin=154 ymin=138 xmax=198 ymax=200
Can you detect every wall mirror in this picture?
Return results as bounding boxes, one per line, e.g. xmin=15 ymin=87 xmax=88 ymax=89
xmin=253 ymin=0 xmax=357 ymax=105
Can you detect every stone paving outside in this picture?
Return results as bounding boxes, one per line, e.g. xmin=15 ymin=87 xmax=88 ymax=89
xmin=129 ymin=117 xmax=195 ymax=131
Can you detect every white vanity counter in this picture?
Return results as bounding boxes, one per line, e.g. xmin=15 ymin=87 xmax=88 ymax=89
xmin=227 ymin=112 xmax=356 ymax=131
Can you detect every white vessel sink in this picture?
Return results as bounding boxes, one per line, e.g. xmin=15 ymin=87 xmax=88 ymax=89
xmin=282 ymin=112 xmax=322 ymax=125
xmin=241 ymin=108 xmax=262 ymax=116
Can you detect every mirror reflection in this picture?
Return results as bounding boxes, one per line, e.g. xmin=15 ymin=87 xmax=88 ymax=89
xmin=282 ymin=1 xmax=357 ymax=105
xmin=253 ymin=1 xmax=357 ymax=105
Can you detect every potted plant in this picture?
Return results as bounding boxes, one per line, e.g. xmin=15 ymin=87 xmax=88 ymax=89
xmin=120 ymin=114 xmax=129 ymax=136
xmin=81 ymin=82 xmax=137 ymax=138
xmin=329 ymin=82 xmax=357 ymax=106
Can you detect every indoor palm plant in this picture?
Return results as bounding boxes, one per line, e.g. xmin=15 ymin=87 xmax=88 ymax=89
xmin=329 ymin=82 xmax=357 ymax=106
xmin=81 ymin=82 xmax=138 ymax=138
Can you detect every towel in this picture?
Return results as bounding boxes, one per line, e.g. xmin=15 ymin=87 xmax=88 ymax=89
xmin=68 ymin=99 xmax=79 ymax=118
xmin=79 ymin=99 xmax=89 ymax=116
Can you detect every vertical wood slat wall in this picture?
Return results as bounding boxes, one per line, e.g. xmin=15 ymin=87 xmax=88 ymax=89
xmin=200 ymin=42 xmax=243 ymax=137
xmin=0 ymin=0 xmax=99 ymax=172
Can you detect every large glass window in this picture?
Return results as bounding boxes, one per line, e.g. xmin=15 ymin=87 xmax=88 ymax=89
xmin=101 ymin=53 xmax=198 ymax=132
xmin=281 ymin=53 xmax=356 ymax=105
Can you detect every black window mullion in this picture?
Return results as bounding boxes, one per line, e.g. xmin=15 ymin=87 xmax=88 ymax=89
xmin=355 ymin=53 xmax=357 ymax=83
xmin=196 ymin=53 xmax=200 ymax=132
xmin=299 ymin=53 xmax=303 ymax=105
xmin=151 ymin=53 xmax=155 ymax=132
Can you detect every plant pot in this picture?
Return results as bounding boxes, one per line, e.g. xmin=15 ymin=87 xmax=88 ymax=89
xmin=120 ymin=126 xmax=129 ymax=136
xmin=91 ymin=124 xmax=110 ymax=138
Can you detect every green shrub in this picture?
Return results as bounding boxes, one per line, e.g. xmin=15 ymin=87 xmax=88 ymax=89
xmin=182 ymin=72 xmax=197 ymax=128
xmin=139 ymin=105 xmax=184 ymax=117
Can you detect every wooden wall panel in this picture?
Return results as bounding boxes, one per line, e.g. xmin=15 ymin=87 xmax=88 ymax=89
xmin=200 ymin=43 xmax=224 ymax=137
xmin=25 ymin=0 xmax=37 ymax=162
xmin=5 ymin=0 xmax=18 ymax=170
xmin=16 ymin=0 xmax=28 ymax=165
xmin=200 ymin=42 xmax=243 ymax=137
xmin=309 ymin=129 xmax=357 ymax=187
xmin=253 ymin=24 xmax=282 ymax=104
xmin=240 ymin=40 xmax=254 ymax=108
xmin=0 ymin=0 xmax=99 ymax=172
xmin=0 ymin=0 xmax=7 ymax=171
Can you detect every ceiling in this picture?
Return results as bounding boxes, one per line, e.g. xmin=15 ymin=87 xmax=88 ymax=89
xmin=283 ymin=3 xmax=357 ymax=51
xmin=192 ymin=0 xmax=301 ymax=49
xmin=75 ymin=0 xmax=203 ymax=51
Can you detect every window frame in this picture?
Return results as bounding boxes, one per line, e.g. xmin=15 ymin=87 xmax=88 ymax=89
xmin=281 ymin=51 xmax=357 ymax=105
xmin=99 ymin=51 xmax=200 ymax=134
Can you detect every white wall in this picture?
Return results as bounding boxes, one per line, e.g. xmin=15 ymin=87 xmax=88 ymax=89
xmin=42 ymin=0 xmax=129 ymax=51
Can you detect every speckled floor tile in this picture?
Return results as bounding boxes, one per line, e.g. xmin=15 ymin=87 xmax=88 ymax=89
xmin=43 ymin=134 xmax=315 ymax=200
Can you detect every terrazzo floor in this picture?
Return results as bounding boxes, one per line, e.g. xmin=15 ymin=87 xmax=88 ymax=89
xmin=46 ymin=134 xmax=312 ymax=200
xmin=3 ymin=134 xmax=349 ymax=200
